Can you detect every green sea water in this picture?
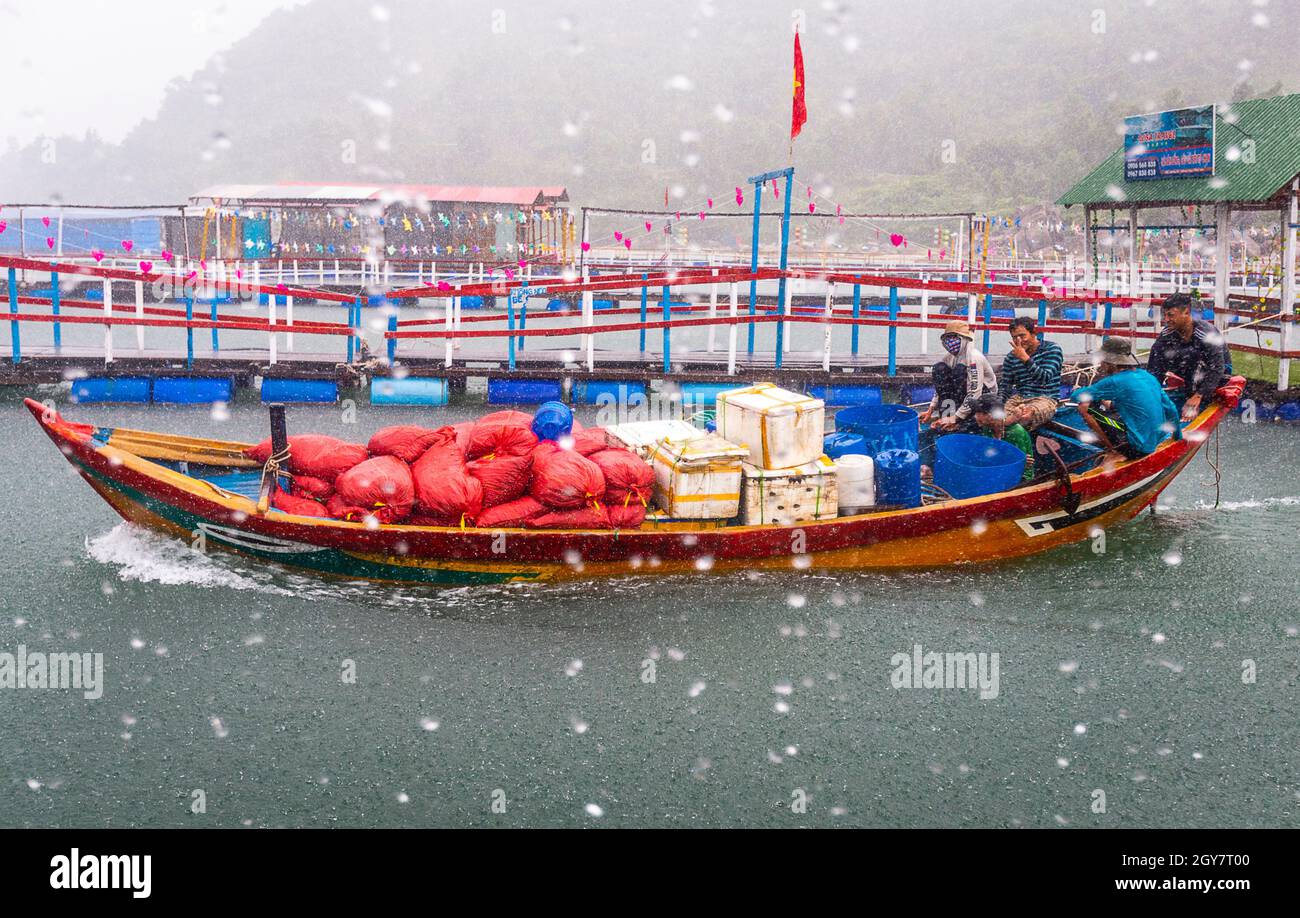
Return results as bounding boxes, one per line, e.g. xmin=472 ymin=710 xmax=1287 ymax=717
xmin=0 ymin=393 xmax=1296 ymax=828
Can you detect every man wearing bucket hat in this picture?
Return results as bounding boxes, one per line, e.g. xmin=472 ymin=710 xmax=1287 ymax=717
xmin=1072 ymin=337 xmax=1181 ymax=460
xmin=920 ymin=320 xmax=997 ymax=433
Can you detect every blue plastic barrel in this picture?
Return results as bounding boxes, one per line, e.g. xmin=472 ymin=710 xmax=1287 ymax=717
xmin=875 ymin=448 xmax=921 ymax=508
xmin=934 ymin=433 xmax=1026 ymax=499
xmin=487 ymin=378 xmax=563 ymax=404
xmin=836 ymin=404 xmax=919 ymax=456
xmin=532 ymin=400 xmax=574 ymax=441
xmin=370 ymin=376 xmax=449 ymax=406
xmin=823 ymin=431 xmax=867 ymax=459
xmin=808 ymin=384 xmax=882 ymax=407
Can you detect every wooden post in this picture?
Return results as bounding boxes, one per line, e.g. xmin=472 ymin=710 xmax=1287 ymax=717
xmin=1214 ymin=203 xmax=1230 ymax=331
xmin=102 ymin=278 xmax=113 ymax=364
xmin=727 ymin=282 xmax=738 ymax=376
xmin=134 ymin=280 xmax=145 ymax=351
xmin=1279 ymin=179 xmax=1298 ymax=391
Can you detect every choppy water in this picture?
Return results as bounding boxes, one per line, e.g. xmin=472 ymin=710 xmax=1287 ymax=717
xmin=1 ymin=393 xmax=1297 ymax=827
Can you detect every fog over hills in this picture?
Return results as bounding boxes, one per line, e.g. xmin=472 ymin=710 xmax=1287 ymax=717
xmin=1 ymin=0 xmax=1294 ymax=212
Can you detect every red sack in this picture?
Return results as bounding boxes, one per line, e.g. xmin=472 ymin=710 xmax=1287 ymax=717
xmin=326 ymin=493 xmax=370 ymax=522
xmin=527 ymin=505 xmax=612 ymax=529
xmin=476 ymin=496 xmax=547 ymax=528
xmin=368 ymin=425 xmax=443 ymax=464
xmin=411 ymin=432 xmax=483 ymax=524
xmin=451 ymin=421 xmax=474 ymax=457
xmin=478 ymin=410 xmax=533 ymax=428
xmin=467 ymin=454 xmax=532 ymax=508
xmin=568 ymin=427 xmax=611 ymax=456
xmin=245 ymin=434 xmax=368 ymax=483
xmin=588 ymin=448 xmax=654 ymax=506
xmin=607 ymin=503 xmax=647 ymax=529
xmin=291 ymin=475 xmax=334 ymax=501
xmin=529 ymin=442 xmax=606 ymax=510
xmin=334 ymin=455 xmax=414 ymax=523
xmin=272 ymin=488 xmax=331 ymax=518
xmin=466 ymin=421 xmax=538 ymax=461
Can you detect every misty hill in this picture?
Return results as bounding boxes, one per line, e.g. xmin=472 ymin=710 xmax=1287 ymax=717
xmin=1 ymin=0 xmax=1295 ymax=215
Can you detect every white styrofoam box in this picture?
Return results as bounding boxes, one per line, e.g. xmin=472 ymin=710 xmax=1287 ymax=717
xmin=834 ymin=453 xmax=876 ymax=514
xmin=606 ymin=419 xmax=706 ymax=459
xmin=648 ymin=433 xmax=748 ymax=519
xmin=716 ymin=383 xmax=825 ymax=470
xmin=739 ymin=456 xmax=839 ymax=526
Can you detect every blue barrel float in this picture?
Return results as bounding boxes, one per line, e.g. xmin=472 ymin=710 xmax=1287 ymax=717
xmin=532 ymin=401 xmax=574 ymax=441
xmin=875 ymin=448 xmax=921 ymax=508
xmin=934 ymin=433 xmax=1026 ymax=499
xmin=836 ymin=404 xmax=919 ymax=456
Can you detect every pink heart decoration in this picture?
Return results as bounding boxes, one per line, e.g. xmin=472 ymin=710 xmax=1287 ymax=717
xmin=707 ymin=199 xmax=713 ymax=209
xmin=186 ymin=271 xmax=197 ymax=281
xmin=121 ymin=240 xmax=133 ymax=252
xmin=645 ymin=221 xmax=652 ymax=232
xmin=808 ymin=203 xmax=815 ymax=214
xmin=735 ymin=187 xmax=743 ymax=205
xmin=91 ymin=250 xmax=104 ymax=262
xmin=505 ymin=269 xmax=515 ymax=280
xmin=580 ymin=242 xmax=590 ymax=252
xmin=161 ymin=250 xmax=174 ymax=262
xmin=773 ymin=184 xmax=780 ymax=200
xmin=0 ymin=221 xmax=6 ymax=234
xmin=200 ymin=260 xmax=208 ymax=271
xmin=839 ymin=217 xmax=845 ymax=225
xmin=46 ymin=237 xmax=55 ymax=249
xmin=614 ymin=231 xmax=623 ymax=242
xmin=42 ymin=216 xmax=50 ymax=227
xmin=623 ymin=238 xmax=632 ymax=250
xmin=436 ymin=281 xmax=451 ymax=291
xmin=518 ymin=259 xmax=526 ymax=268
xmin=698 ymin=211 xmax=705 ymax=220
xmin=235 ymin=269 xmax=243 ymax=279
xmin=889 ymin=233 xmax=904 ymax=247
xmin=139 ymin=261 xmax=153 ymax=273
xmin=276 ymin=284 xmax=288 ymax=292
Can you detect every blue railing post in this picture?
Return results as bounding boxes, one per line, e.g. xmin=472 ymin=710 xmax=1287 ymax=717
xmin=184 ymin=296 xmax=194 ymax=369
xmin=851 ymin=282 xmax=861 ymax=356
xmin=1036 ymin=298 xmax=1047 ymax=338
xmin=887 ymin=285 xmax=899 ymax=377
xmin=639 ymin=274 xmax=648 ymax=353
xmin=507 ymin=287 xmax=517 ymax=371
xmin=518 ymin=288 xmax=527 ymax=352
xmin=773 ymin=171 xmax=794 ymax=370
xmin=661 ymin=284 xmax=671 ymax=373
xmin=347 ymin=298 xmax=358 ymax=362
xmin=747 ymin=181 xmax=761 ymax=356
xmin=7 ymin=267 xmax=19 ymax=364
xmin=210 ymin=299 xmax=219 ymax=352
xmin=386 ymin=312 xmax=397 ymax=365
xmin=982 ymin=291 xmax=993 ymax=354
xmin=51 ymin=271 xmax=62 ymax=350
xmin=1103 ymin=301 xmax=1113 ymax=331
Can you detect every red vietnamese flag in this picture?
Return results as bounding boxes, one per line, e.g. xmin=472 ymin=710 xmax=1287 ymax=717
xmin=791 ymin=32 xmax=807 ymax=140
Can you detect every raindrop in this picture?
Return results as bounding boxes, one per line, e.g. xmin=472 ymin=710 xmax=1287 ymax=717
xmin=564 ymin=659 xmax=583 ymax=676
xmin=585 ymin=803 xmax=604 ymax=817
xmin=1073 ymin=723 xmax=1087 ymax=735
xmin=688 ymin=681 xmax=706 ymax=698
xmin=210 ymin=717 xmax=229 ymax=739
xmin=664 ymin=75 xmax=694 ymax=92
xmin=420 ymin=718 xmax=440 ymax=731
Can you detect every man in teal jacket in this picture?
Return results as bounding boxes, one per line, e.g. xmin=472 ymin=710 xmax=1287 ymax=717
xmin=1073 ymin=337 xmax=1181 ymax=460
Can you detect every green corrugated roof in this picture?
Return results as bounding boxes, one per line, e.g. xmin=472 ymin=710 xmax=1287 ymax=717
xmin=1057 ymin=93 xmax=1300 ymax=207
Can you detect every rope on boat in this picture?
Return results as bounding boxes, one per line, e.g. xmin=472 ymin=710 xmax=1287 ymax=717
xmin=258 ymin=446 xmax=292 ymax=506
xmin=1203 ymin=423 xmax=1222 ymax=509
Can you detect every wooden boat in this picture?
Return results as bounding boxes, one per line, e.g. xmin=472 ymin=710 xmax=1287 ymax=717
xmin=25 ymin=393 xmax=1232 ymax=585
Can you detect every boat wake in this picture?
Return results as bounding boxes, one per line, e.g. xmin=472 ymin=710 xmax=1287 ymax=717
xmin=86 ymin=522 xmax=294 ymax=595
xmin=1193 ymin=496 xmax=1300 ymax=512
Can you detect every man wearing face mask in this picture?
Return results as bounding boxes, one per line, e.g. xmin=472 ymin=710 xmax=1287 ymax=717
xmin=919 ymin=320 xmax=998 ymax=433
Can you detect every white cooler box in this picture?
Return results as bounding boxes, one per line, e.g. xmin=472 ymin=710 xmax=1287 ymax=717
xmin=649 ymin=433 xmax=748 ymax=519
xmin=606 ymin=419 xmax=706 ymax=460
xmin=740 ymin=456 xmax=838 ymax=526
xmin=716 ymin=383 xmax=825 ymax=470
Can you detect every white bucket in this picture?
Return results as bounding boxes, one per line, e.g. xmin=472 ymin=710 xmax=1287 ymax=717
xmin=835 ymin=454 xmax=875 ymax=514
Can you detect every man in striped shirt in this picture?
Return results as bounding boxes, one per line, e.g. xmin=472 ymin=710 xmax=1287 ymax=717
xmin=999 ymin=317 xmax=1063 ymax=429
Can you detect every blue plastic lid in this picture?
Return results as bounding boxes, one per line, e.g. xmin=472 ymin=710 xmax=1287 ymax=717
xmin=532 ymin=401 xmax=574 ymax=441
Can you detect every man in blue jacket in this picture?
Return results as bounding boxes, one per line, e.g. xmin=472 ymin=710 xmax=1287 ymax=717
xmin=1073 ymin=337 xmax=1181 ymax=461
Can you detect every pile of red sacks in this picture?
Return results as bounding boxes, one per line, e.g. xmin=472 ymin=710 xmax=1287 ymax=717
xmin=243 ymin=410 xmax=655 ymax=529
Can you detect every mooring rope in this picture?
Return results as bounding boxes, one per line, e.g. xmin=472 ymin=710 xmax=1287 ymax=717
xmin=1203 ymin=423 xmax=1222 ymax=509
xmin=259 ymin=446 xmax=292 ymax=498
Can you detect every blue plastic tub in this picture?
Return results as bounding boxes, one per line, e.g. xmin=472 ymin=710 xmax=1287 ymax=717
xmin=370 ymin=377 xmax=449 ymax=406
xmin=487 ymin=377 xmax=563 ymax=404
xmin=808 ymin=384 xmax=882 ymax=407
xmin=934 ymin=433 xmax=1026 ymax=499
xmin=532 ymin=401 xmax=574 ymax=441
xmin=823 ymin=431 xmax=867 ymax=459
xmin=572 ymin=380 xmax=647 ymax=405
xmin=151 ymin=377 xmax=233 ymax=404
xmin=875 ymin=448 xmax=921 ymax=508
xmin=836 ymin=403 xmax=919 ymax=456
xmin=260 ymin=378 xmax=338 ymax=403
xmin=70 ymin=377 xmax=150 ymax=404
